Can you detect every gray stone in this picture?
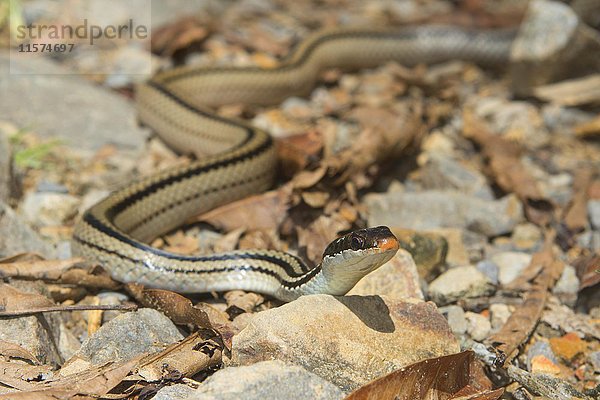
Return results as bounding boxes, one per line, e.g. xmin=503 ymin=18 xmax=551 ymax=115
xmin=490 ymin=252 xmax=532 ymax=286
xmin=428 ymin=266 xmax=495 ymax=306
xmin=229 ymin=295 xmax=459 ymax=392
xmin=511 ymin=223 xmax=543 ymax=251
xmin=552 ymin=265 xmax=580 ymax=307
xmin=588 ymin=200 xmax=600 ymax=230
xmin=510 ymin=0 xmax=600 ymax=95
xmin=527 ymin=340 xmax=558 ymax=372
xmin=35 ymin=180 xmax=69 ymax=194
xmin=20 ymin=192 xmax=81 ymax=227
xmin=0 ymin=201 xmax=54 ymax=258
xmin=541 ymin=104 xmax=596 ymax=136
xmin=476 ymin=260 xmax=499 ymax=285
xmin=155 ymin=361 xmax=345 ymax=400
xmin=464 ymin=311 xmax=491 ymax=342
xmin=347 ymin=249 xmax=423 ymax=300
xmin=419 ymin=155 xmax=493 ymax=200
xmin=489 ymin=303 xmax=512 ymax=331
xmin=438 ymin=305 xmax=467 ymax=335
xmin=366 ymin=190 xmax=523 ymax=237
xmin=589 ymin=351 xmax=600 ymax=373
xmin=0 ymin=51 xmax=148 ymax=151
xmin=75 ymin=308 xmax=183 ymax=365
xmin=0 ymin=281 xmax=78 ymax=365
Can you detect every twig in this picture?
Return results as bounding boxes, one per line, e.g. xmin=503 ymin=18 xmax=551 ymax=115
xmin=0 ymin=303 xmax=137 ymax=317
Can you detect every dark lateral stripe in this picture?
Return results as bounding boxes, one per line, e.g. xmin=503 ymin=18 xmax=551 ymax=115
xmin=124 ymin=169 xmax=269 ymax=234
xmin=104 ymin=132 xmax=272 ymax=220
xmin=81 ymin=212 xmax=310 ymax=278
xmin=74 ymin=235 xmax=318 ymax=288
xmin=145 ymin=81 xmax=255 ymax=131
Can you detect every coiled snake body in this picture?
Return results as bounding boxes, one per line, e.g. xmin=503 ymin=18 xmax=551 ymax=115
xmin=72 ymin=26 xmax=515 ymax=301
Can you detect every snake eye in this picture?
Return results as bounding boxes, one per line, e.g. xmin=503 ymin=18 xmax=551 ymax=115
xmin=350 ymin=235 xmax=364 ymax=250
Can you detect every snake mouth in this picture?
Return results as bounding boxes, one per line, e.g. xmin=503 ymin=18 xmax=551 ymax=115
xmin=376 ymin=235 xmax=400 ymax=252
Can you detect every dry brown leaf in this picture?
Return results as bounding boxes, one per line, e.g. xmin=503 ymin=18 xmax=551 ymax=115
xmin=296 ymin=214 xmax=351 ymax=263
xmin=0 ymin=361 xmax=53 ymax=392
xmin=301 ymin=191 xmax=330 ymax=208
xmin=195 ymin=187 xmax=291 ymax=232
xmin=151 ymin=16 xmax=210 ymax=56
xmin=574 ymin=114 xmax=600 ymax=139
xmin=463 ymin=109 xmax=554 ymax=226
xmin=137 ymin=331 xmax=222 ymax=382
xmin=0 ymin=283 xmax=55 ymax=312
xmin=0 ymin=340 xmax=41 ymax=364
xmin=0 ymin=357 xmax=140 ymax=399
xmin=163 ymin=231 xmax=200 ymax=255
xmin=486 ymin=232 xmax=565 ymax=366
xmin=224 ymin=290 xmax=264 ymax=314
xmin=345 ymin=351 xmax=503 ymax=400
xmin=563 ymin=167 xmax=593 ymax=232
xmin=276 ymin=130 xmax=323 ymax=175
xmin=128 ymin=286 xmax=211 ymax=329
xmin=533 ymin=74 xmax=600 ymax=106
xmin=573 ymin=253 xmax=600 ymax=290
xmin=0 ymin=258 xmax=121 ymax=290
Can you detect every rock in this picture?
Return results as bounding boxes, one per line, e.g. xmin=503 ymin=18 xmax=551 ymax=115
xmin=229 ymin=295 xmax=459 ymax=392
xmin=552 ymin=265 xmax=580 ymax=307
xmin=392 ymin=229 xmax=448 ymax=278
xmin=468 ymin=96 xmax=550 ymax=148
xmin=438 ymin=305 xmax=467 ymax=335
xmin=510 ymin=0 xmax=600 ymax=95
xmin=0 ymin=281 xmax=78 ymax=365
xmin=0 ymin=51 xmax=148 ymax=151
xmin=419 ymin=155 xmax=493 ymax=200
xmin=476 ymin=260 xmax=499 ymax=285
xmin=464 ymin=312 xmax=491 ymax=341
xmin=541 ymin=104 xmax=596 ymax=136
xmin=426 ymin=228 xmax=469 ymax=268
xmin=20 ymin=192 xmax=81 ymax=227
xmin=70 ymin=308 xmax=182 ymax=366
xmin=511 ymin=223 xmax=543 ymax=251
xmin=347 ymin=249 xmax=423 ymax=299
xmin=155 ymin=361 xmax=345 ymax=400
xmin=428 ymin=266 xmax=495 ymax=306
xmin=366 ymin=190 xmax=523 ymax=238
xmin=589 ymin=351 xmax=600 ymax=373
xmin=0 ymin=201 xmax=54 ymax=258
xmin=35 ymin=180 xmax=69 ymax=194
xmin=527 ymin=340 xmax=559 ymax=372
xmin=489 ymin=303 xmax=512 ymax=331
xmin=588 ymin=200 xmax=600 ymax=230
xmin=490 ymin=252 xmax=532 ymax=286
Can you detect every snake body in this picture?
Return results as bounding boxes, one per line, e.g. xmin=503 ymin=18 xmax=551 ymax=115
xmin=72 ymin=26 xmax=516 ymax=301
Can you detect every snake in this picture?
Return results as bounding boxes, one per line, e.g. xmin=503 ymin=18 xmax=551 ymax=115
xmin=72 ymin=25 xmax=516 ymax=302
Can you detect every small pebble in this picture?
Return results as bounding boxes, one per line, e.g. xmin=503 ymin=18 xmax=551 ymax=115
xmin=438 ymin=305 xmax=467 ymax=335
xmin=527 ymin=340 xmax=558 ymax=372
xmin=489 ymin=303 xmax=512 ymax=331
xmin=552 ymin=265 xmax=579 ymax=307
xmin=476 ymin=260 xmax=499 ymax=285
xmin=428 ymin=266 xmax=495 ymax=305
xmin=464 ymin=311 xmax=491 ymax=341
xmin=588 ymin=200 xmax=600 ymax=230
xmin=490 ymin=252 xmax=532 ymax=285
xmin=511 ymin=223 xmax=543 ymax=250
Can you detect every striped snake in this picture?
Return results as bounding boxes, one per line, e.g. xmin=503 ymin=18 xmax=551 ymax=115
xmin=72 ymin=25 xmax=515 ymax=301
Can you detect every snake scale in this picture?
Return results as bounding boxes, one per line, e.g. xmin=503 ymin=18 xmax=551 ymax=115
xmin=72 ymin=25 xmax=516 ymax=301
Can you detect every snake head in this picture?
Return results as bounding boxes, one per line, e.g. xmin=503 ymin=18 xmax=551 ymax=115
xmin=323 ymin=226 xmax=399 ymax=262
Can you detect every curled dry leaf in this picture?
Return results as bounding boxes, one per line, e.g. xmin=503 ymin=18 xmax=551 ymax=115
xmin=194 ymin=187 xmax=292 ymax=232
xmin=0 ymin=283 xmax=55 ymax=312
xmin=345 ymin=350 xmax=503 ymax=400
xmin=486 ymin=232 xmax=564 ymax=366
xmin=296 ymin=214 xmax=351 ymax=263
xmin=0 ymin=340 xmax=40 ymax=364
xmin=0 ymin=361 xmax=54 ymax=392
xmin=2 ymin=357 xmax=140 ymax=399
xmin=573 ymin=253 xmax=600 ymax=290
xmin=137 ymin=331 xmax=222 ymax=383
xmin=563 ymin=167 xmax=593 ymax=232
xmin=463 ymin=109 xmax=554 ymax=226
xmin=151 ymin=16 xmax=210 ymax=56
xmin=276 ymin=130 xmax=323 ymax=176
xmin=0 ymin=257 xmax=121 ymax=290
